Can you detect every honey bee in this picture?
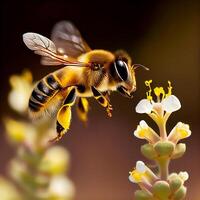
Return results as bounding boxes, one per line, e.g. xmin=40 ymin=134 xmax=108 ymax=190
xmin=23 ymin=21 xmax=148 ymax=142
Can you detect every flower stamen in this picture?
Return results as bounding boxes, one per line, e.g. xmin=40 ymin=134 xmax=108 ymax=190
xmin=166 ymin=81 xmax=172 ymax=97
xmin=145 ymin=80 xmax=153 ymax=101
xmin=154 ymin=87 xmax=165 ymax=102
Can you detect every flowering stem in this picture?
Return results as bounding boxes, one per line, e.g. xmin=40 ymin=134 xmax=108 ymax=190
xmin=158 ymin=119 xmax=167 ymax=140
xmin=157 ymin=158 xmax=169 ymax=180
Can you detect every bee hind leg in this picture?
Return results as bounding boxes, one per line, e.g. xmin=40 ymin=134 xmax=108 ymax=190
xmin=91 ymin=86 xmax=113 ymax=117
xmin=76 ymin=97 xmax=89 ymax=126
xmin=49 ymin=87 xmax=76 ymax=142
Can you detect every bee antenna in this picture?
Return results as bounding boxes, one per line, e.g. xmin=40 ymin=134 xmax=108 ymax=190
xmin=133 ymin=64 xmax=150 ymax=71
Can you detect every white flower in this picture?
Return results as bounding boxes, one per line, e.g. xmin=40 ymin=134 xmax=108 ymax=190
xmin=135 ymin=81 xmax=181 ymax=116
xmin=129 ymin=161 xmax=158 ymax=185
xmin=135 ymin=95 xmax=181 ymax=115
xmin=129 ymin=161 xmax=147 ymax=183
xmin=134 ymin=120 xmax=159 ymax=143
xmin=168 ymin=122 xmax=191 ymax=143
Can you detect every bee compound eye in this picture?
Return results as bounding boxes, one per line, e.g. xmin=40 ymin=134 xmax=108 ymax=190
xmin=114 ymin=60 xmax=128 ymax=81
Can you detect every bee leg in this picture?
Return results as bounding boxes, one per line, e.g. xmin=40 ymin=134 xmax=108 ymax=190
xmin=49 ymin=87 xmax=76 ymax=142
xmin=91 ymin=86 xmax=113 ymax=117
xmin=76 ymin=97 xmax=89 ymax=126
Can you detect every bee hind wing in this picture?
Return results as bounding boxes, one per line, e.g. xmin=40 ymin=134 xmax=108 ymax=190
xmin=51 ymin=21 xmax=91 ymax=58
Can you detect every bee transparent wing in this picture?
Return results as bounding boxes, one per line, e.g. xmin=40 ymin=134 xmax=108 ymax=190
xmin=51 ymin=21 xmax=91 ymax=58
xmin=23 ymin=32 xmax=88 ymax=67
xmin=41 ymin=57 xmax=66 ymax=66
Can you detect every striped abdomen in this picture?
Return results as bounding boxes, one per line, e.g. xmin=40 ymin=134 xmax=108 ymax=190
xmin=29 ymin=74 xmax=62 ymax=114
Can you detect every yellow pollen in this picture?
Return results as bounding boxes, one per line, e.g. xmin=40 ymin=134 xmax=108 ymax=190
xmin=145 ymin=80 xmax=153 ymax=101
xmin=138 ymin=128 xmax=149 ymax=138
xmin=130 ymin=170 xmax=143 ymax=182
xmin=166 ymin=81 xmax=173 ymax=97
xmin=138 ymin=130 xmax=146 ymax=138
xmin=177 ymin=128 xmax=189 ymax=139
xmin=154 ymin=87 xmax=165 ymax=101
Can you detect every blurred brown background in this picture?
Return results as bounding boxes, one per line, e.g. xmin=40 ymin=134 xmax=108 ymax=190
xmin=1 ymin=0 xmax=200 ymax=199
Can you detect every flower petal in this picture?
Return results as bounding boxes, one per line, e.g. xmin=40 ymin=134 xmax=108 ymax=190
xmin=136 ymin=161 xmax=146 ymax=173
xmin=134 ymin=120 xmax=159 ymax=143
xmin=134 ymin=120 xmax=148 ymax=139
xmin=139 ymin=120 xmax=148 ymax=128
xmin=128 ymin=174 xmax=136 ymax=183
xmin=135 ymin=99 xmax=153 ymax=114
xmin=168 ymin=122 xmax=191 ymax=143
xmin=162 ymin=95 xmax=181 ymax=113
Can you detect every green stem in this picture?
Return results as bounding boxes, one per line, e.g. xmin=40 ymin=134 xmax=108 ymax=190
xmin=158 ymin=158 xmax=169 ymax=180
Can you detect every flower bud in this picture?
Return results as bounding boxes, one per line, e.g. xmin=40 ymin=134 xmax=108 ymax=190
xmin=152 ymin=181 xmax=170 ymax=199
xmin=141 ymin=144 xmax=157 ymax=160
xmin=171 ymin=143 xmax=186 ymax=159
xmin=154 ymin=141 xmax=175 ymax=157
xmin=173 ymin=186 xmax=187 ymax=200
xmin=168 ymin=174 xmax=182 ymax=193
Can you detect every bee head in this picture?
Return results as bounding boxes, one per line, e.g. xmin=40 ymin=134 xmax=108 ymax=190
xmin=110 ymin=55 xmax=137 ymax=98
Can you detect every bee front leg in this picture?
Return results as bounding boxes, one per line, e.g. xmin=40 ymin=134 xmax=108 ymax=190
xmin=50 ymin=87 xmax=76 ymax=142
xmin=91 ymin=86 xmax=113 ymax=117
